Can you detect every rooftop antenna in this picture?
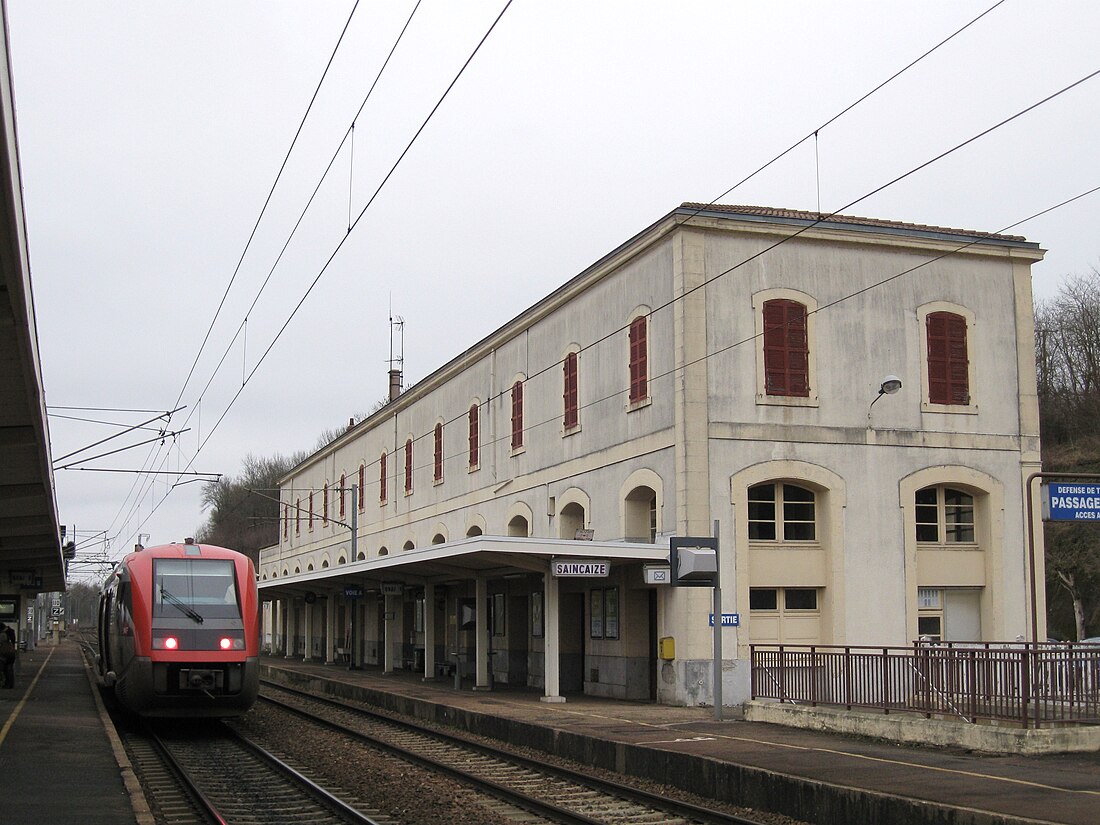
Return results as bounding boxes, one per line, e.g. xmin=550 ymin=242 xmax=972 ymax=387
xmin=388 ymin=299 xmax=405 ymax=401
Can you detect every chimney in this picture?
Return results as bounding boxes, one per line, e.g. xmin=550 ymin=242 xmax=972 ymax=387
xmin=388 ymin=368 xmax=402 ymax=402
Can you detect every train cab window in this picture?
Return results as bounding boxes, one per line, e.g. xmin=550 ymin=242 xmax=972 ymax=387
xmin=153 ymin=559 xmax=240 ymax=620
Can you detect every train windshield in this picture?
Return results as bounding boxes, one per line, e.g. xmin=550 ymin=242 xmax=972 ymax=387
xmin=153 ymin=559 xmax=240 ymax=621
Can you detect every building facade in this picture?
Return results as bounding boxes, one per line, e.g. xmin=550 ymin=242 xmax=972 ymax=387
xmin=258 ymin=203 xmax=1046 ymax=706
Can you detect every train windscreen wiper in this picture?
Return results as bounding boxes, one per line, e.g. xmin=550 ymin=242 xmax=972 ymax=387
xmin=160 ymin=586 xmax=204 ymax=624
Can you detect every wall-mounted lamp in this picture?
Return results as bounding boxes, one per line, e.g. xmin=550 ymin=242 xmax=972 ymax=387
xmin=867 ymin=374 xmax=903 ymax=421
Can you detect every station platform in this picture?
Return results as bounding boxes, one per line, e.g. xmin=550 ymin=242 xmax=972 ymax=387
xmin=261 ymin=655 xmax=1100 ymax=825
xmin=0 ymin=639 xmax=146 ymax=825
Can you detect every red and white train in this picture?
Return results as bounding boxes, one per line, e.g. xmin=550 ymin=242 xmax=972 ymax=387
xmin=97 ymin=538 xmax=260 ymax=717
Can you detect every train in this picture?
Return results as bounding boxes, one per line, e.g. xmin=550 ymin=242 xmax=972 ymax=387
xmin=97 ymin=538 xmax=260 ymax=717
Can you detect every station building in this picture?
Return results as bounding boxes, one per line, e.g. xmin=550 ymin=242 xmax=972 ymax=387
xmin=257 ymin=203 xmax=1046 ymax=706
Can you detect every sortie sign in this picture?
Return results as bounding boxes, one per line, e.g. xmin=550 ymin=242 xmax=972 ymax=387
xmin=551 ymin=558 xmax=610 ymax=577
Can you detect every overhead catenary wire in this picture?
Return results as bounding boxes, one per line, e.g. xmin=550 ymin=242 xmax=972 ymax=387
xmin=106 ymin=0 xmax=430 ymax=548
xmin=105 ymin=7 xmax=1087 ymax=554
xmin=116 ymin=1 xmax=512 ymax=550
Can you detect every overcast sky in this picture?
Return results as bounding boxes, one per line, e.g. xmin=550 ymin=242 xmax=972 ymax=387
xmin=7 ymin=1 xmax=1099 ymax=580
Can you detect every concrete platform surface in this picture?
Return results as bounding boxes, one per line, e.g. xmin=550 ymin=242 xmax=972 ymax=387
xmin=0 ymin=640 xmax=143 ymax=825
xmin=261 ymin=655 xmax=1100 ymax=825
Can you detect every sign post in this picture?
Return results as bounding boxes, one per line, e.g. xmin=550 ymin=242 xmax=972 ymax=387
xmin=670 ymin=525 xmax=723 ymax=720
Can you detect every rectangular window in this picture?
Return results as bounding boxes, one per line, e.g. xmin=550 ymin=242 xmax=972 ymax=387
xmin=492 ymin=592 xmax=506 ymax=636
xmin=782 ymin=484 xmax=816 ymax=541
xmin=468 ymin=404 xmax=479 ymax=468
xmin=308 ymin=492 xmax=314 ymax=530
xmin=748 ymin=484 xmax=777 ymax=540
xmin=784 ymin=588 xmax=818 ymax=610
xmin=359 ymin=465 xmax=365 ymax=511
xmin=404 ymin=440 xmax=413 ymax=494
xmin=379 ymin=452 xmax=387 ymax=504
xmin=563 ymin=351 xmax=579 ymax=430
xmin=604 ymin=587 xmax=619 ymax=639
xmin=295 ymin=498 xmax=301 ymax=535
xmin=434 ymin=424 xmax=443 ymax=483
xmin=915 ymin=487 xmax=939 ymax=541
xmin=339 ymin=474 xmax=346 ymax=518
xmin=323 ymin=484 xmax=329 ymax=525
xmin=511 ymin=380 xmax=524 ymax=450
xmin=531 ymin=591 xmax=544 ymax=638
xmin=927 ymin=311 xmax=969 ymax=405
xmin=590 ymin=589 xmax=604 ymax=638
xmin=283 ymin=503 xmax=289 ymax=539
xmin=763 ymin=299 xmax=809 ymax=397
xmin=749 ymin=588 xmax=778 ymax=610
xmin=629 ymin=316 xmax=648 ymax=403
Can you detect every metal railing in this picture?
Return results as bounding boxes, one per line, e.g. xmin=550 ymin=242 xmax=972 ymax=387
xmin=750 ymin=641 xmax=1100 ymax=728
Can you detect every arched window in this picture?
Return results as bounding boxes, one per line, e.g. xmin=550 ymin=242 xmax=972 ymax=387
xmin=467 ymin=525 xmax=483 ymax=537
xmin=379 ymin=451 xmax=387 ymax=504
xmin=628 ymin=315 xmax=648 ymax=404
xmin=308 ymin=492 xmax=314 ymax=530
xmin=323 ymin=484 xmax=329 ymax=525
xmin=507 ymin=514 xmax=529 ymax=537
xmin=358 ymin=464 xmax=365 ymax=511
xmin=405 ymin=439 xmax=413 ymax=494
xmin=468 ymin=404 xmax=479 ymax=469
xmin=915 ymin=486 xmax=975 ymax=544
xmin=432 ymin=533 xmax=446 ymax=545
xmin=339 ymin=473 xmax=346 ymax=517
xmin=283 ymin=503 xmax=289 ymax=539
xmin=926 ymin=312 xmax=969 ymax=406
xmin=403 ymin=540 xmax=415 ymax=552
xmin=511 ymin=380 xmax=524 ymax=450
xmin=434 ymin=423 xmax=444 ymax=483
xmin=748 ymin=483 xmax=815 ymax=541
xmin=563 ymin=351 xmax=579 ymax=430
xmin=295 ymin=498 xmax=301 ymax=535
xmin=624 ymin=485 xmax=657 ymax=542
xmin=560 ymin=501 xmax=586 ymax=539
xmin=762 ymin=299 xmax=809 ymax=397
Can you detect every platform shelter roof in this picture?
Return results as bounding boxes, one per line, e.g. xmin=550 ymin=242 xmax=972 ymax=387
xmin=258 ymin=535 xmax=669 ymax=598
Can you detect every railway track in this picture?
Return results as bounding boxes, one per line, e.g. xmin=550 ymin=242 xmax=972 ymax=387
xmin=120 ymin=718 xmax=390 ymax=825
xmin=257 ymin=679 xmax=772 ymax=825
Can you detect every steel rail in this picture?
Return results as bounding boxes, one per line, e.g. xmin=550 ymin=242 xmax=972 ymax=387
xmin=259 ymin=679 xmax=769 ymax=825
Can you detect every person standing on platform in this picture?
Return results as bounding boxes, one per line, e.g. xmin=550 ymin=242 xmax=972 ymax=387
xmin=0 ymin=621 xmax=16 ymax=688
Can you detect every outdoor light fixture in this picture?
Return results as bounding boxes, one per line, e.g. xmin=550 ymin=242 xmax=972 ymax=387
xmin=879 ymin=375 xmax=903 ymax=395
xmin=867 ymin=374 xmax=903 ymax=421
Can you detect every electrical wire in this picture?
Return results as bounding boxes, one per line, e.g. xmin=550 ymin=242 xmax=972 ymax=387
xmin=115 ymin=1 xmax=513 ymax=550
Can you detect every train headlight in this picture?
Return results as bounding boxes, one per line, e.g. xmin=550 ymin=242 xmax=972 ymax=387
xmin=219 ymin=636 xmax=245 ymax=650
xmin=153 ymin=636 xmax=180 ymax=650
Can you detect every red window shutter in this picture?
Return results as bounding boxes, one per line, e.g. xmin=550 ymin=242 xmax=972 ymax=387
xmin=283 ymin=504 xmax=288 ymax=538
xmin=434 ymin=424 xmax=443 ymax=482
xmin=511 ymin=380 xmax=524 ymax=449
xmin=295 ymin=499 xmax=301 ymax=534
xmin=927 ymin=312 xmax=969 ymax=405
xmin=563 ymin=352 xmax=579 ymax=429
xmin=629 ymin=316 xmax=648 ymax=403
xmin=468 ymin=405 xmax=479 ymax=467
xmin=308 ymin=492 xmax=314 ymax=528
xmin=763 ymin=299 xmax=809 ymax=397
xmin=358 ymin=465 xmax=365 ymax=510
xmin=339 ymin=474 xmax=346 ymax=517
xmin=405 ymin=440 xmax=413 ymax=493
xmin=323 ymin=484 xmax=329 ymax=525
xmin=379 ymin=452 xmax=387 ymax=503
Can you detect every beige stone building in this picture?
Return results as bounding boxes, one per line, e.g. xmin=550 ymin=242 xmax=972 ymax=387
xmin=258 ymin=203 xmax=1046 ymax=706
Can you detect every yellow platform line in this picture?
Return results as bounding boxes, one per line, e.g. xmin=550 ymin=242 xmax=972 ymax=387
xmin=0 ymin=647 xmax=56 ymax=749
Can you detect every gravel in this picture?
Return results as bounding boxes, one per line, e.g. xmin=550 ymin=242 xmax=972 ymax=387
xmin=233 ymin=689 xmax=811 ymax=825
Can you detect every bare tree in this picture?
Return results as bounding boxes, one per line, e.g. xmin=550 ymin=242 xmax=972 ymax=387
xmin=1035 ymin=266 xmax=1100 ymax=639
